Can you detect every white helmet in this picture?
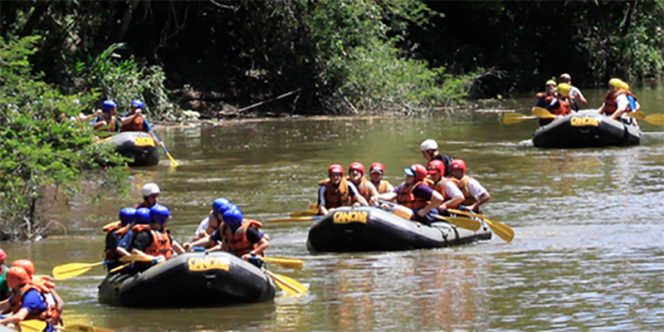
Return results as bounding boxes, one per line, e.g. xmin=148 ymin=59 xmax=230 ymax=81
xmin=420 ymin=139 xmax=438 ymax=151
xmin=141 ymin=183 xmax=160 ymax=197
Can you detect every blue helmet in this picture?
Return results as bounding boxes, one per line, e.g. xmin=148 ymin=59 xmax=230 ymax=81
xmin=150 ymin=205 xmax=171 ymax=225
xmin=119 ymin=207 xmax=137 ymax=226
xmin=131 ymin=99 xmax=144 ymax=109
xmin=135 ymin=207 xmax=151 ymax=225
xmin=222 ymin=206 xmax=243 ymax=231
xmin=212 ymin=198 xmax=233 ymax=216
xmin=102 ymin=100 xmax=117 ymax=113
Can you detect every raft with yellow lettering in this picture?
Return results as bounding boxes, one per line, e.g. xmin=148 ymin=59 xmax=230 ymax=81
xmin=532 ymin=112 xmax=641 ymax=148
xmin=102 ymin=131 xmax=160 ymax=166
xmin=306 ymin=206 xmax=492 ymax=253
xmin=97 ymin=252 xmax=275 ymax=307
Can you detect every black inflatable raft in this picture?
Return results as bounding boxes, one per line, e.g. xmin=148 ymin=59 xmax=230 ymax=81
xmin=533 ymin=112 xmax=641 ymax=148
xmin=306 ymin=206 xmax=492 ymax=253
xmin=103 ymin=131 xmax=160 ymax=166
xmin=98 ymin=252 xmax=276 ymax=307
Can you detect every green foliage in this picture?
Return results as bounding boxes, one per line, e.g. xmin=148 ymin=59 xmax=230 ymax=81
xmin=0 ymin=35 xmax=127 ymax=240
xmin=72 ymin=43 xmax=175 ymax=119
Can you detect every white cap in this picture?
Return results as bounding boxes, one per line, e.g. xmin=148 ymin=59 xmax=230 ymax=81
xmin=420 ymin=139 xmax=438 ymax=151
xmin=142 ymin=183 xmax=160 ymax=197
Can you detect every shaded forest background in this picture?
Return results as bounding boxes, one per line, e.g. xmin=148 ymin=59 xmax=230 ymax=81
xmin=1 ymin=0 xmax=663 ymax=116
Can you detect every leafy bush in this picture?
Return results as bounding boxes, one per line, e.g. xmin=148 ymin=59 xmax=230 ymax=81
xmin=0 ymin=36 xmax=128 ymax=240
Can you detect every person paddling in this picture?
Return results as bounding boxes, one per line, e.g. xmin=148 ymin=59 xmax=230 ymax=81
xmin=0 ymin=249 xmax=8 ymax=301
xmin=369 ymin=162 xmax=394 ymax=195
xmin=376 ymin=164 xmax=444 ymax=225
xmin=420 ymin=139 xmax=453 ymax=177
xmin=347 ymin=162 xmax=378 ymax=206
xmin=10 ymin=260 xmax=64 ymax=326
xmin=539 ymin=83 xmax=573 ymax=126
xmin=448 ymin=159 xmax=491 ymax=213
xmin=317 ymin=164 xmax=368 ymax=215
xmin=0 ymin=267 xmax=59 ymax=331
xmin=426 ymin=160 xmax=464 ymax=212
xmin=193 ymin=198 xmax=234 ymax=241
xmin=115 ymin=207 xmax=151 ymax=259
xmin=600 ymin=80 xmax=640 ymax=126
xmin=120 ymin=100 xmax=163 ymax=147
xmin=560 ymin=73 xmax=587 ymax=110
xmin=93 ymin=100 xmax=122 ymax=133
xmin=129 ymin=205 xmax=184 ymax=271
xmin=103 ymin=207 xmax=136 ymax=271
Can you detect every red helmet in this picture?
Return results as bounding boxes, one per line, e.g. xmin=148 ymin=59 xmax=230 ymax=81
xmin=370 ymin=162 xmax=385 ymax=174
xmin=349 ymin=162 xmax=365 ymax=175
xmin=427 ymin=160 xmax=445 ymax=176
xmin=405 ymin=164 xmax=427 ymax=182
xmin=6 ymin=266 xmax=30 ymax=289
xmin=11 ymin=259 xmax=35 ymax=277
xmin=450 ymin=159 xmax=467 ymax=175
xmin=328 ymin=164 xmax=344 ymax=176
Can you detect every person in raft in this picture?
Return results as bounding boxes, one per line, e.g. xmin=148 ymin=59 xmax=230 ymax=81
xmin=185 ymin=206 xmax=270 ymax=268
xmin=559 ymin=73 xmax=587 ymax=111
xmin=317 ymin=164 xmax=368 ymax=215
xmin=599 ymin=79 xmax=640 ymax=126
xmin=346 ymin=162 xmax=378 ymax=206
xmin=192 ymin=198 xmax=234 ymax=241
xmin=426 ymin=159 xmax=464 ymax=213
xmin=129 ymin=205 xmax=184 ymax=271
xmin=119 ymin=99 xmax=163 ymax=147
xmin=376 ymin=164 xmax=444 ymax=225
xmin=0 ymin=267 xmax=59 ymax=331
xmin=0 ymin=249 xmax=9 ymax=301
xmin=538 ymin=82 xmax=573 ymax=126
xmin=116 ymin=207 xmax=152 ymax=260
xmin=137 ymin=183 xmax=161 ymax=209
xmin=10 ymin=259 xmax=64 ymax=326
xmin=448 ymin=159 xmax=491 ymax=213
xmin=93 ymin=100 xmax=122 ymax=133
xmin=420 ymin=139 xmax=453 ymax=177
xmin=368 ymin=162 xmax=394 ymax=195
xmin=103 ymin=207 xmax=136 ymax=271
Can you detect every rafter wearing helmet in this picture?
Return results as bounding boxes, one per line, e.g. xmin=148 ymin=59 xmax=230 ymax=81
xmin=316 ymin=164 xmax=368 ymax=216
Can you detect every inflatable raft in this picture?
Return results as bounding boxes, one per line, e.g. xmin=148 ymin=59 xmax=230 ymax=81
xmin=533 ymin=112 xmax=641 ymax=148
xmin=306 ymin=206 xmax=492 ymax=253
xmin=102 ymin=131 xmax=160 ymax=166
xmin=98 ymin=252 xmax=276 ymax=307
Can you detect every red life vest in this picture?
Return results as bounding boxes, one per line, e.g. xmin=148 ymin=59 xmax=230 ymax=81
xmin=601 ymin=92 xmax=618 ymax=115
xmin=131 ymin=225 xmax=173 ymax=259
xmin=550 ymin=97 xmax=571 ymax=116
xmin=432 ymin=178 xmax=455 ymax=200
xmin=120 ymin=114 xmax=145 ymax=132
xmin=319 ymin=178 xmax=351 ymax=208
xmin=396 ymin=181 xmax=430 ymax=210
xmin=349 ymin=176 xmax=372 ymax=202
xmin=10 ymin=279 xmax=59 ymax=323
xmin=224 ymin=220 xmax=263 ymax=257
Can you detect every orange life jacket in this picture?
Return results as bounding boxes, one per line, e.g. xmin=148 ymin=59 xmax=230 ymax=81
xmin=601 ymin=92 xmax=617 ymax=115
xmin=349 ymin=176 xmax=372 ymax=202
xmin=120 ymin=114 xmax=145 ymax=132
xmin=549 ymin=97 xmax=571 ymax=116
xmin=132 ymin=225 xmax=173 ymax=259
xmin=10 ymin=278 xmax=59 ymax=323
xmin=371 ymin=180 xmax=391 ymax=194
xmin=432 ymin=178 xmax=456 ymax=200
xmin=458 ymin=176 xmax=478 ymax=206
xmin=319 ymin=178 xmax=351 ymax=208
xmin=396 ymin=181 xmax=430 ymax=210
xmin=223 ymin=220 xmax=264 ymax=257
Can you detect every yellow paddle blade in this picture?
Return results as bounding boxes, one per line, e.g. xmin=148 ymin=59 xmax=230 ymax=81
xmin=19 ymin=320 xmax=48 ymax=332
xmin=265 ymin=270 xmax=308 ymax=296
xmin=627 ymin=111 xmax=647 ymax=120
xmin=502 ymin=113 xmax=537 ymax=125
xmin=166 ymin=152 xmax=180 ymax=167
xmin=484 ymin=218 xmax=515 ymax=243
xmin=531 ymin=107 xmax=557 ymax=119
xmin=290 ymin=210 xmax=318 ymax=217
xmin=261 ymin=257 xmax=304 ymax=271
xmin=118 ymin=255 xmax=154 ymax=263
xmin=644 ymin=114 xmax=664 ymax=126
xmin=435 ymin=216 xmax=481 ymax=232
xmin=52 ymin=262 xmax=104 ymax=280
xmin=60 ymin=324 xmax=115 ymax=332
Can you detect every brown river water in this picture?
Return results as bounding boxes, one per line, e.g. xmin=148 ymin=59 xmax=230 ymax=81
xmin=2 ymin=84 xmax=663 ymax=331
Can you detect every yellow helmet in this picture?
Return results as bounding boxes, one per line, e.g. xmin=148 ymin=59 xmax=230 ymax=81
xmin=557 ymin=83 xmax=571 ymax=97
xmin=619 ymin=81 xmax=630 ymax=90
xmin=609 ymin=78 xmax=623 ymax=89
xmin=546 ymin=80 xmax=557 ymax=87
